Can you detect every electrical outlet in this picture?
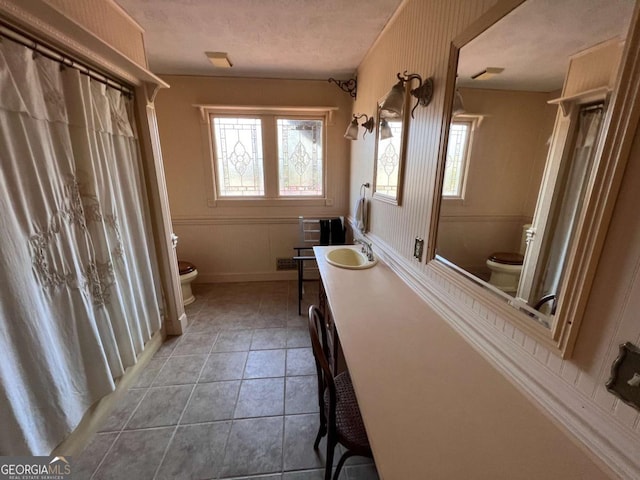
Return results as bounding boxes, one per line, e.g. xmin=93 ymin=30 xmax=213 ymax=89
xmin=414 ymin=237 xmax=424 ymax=261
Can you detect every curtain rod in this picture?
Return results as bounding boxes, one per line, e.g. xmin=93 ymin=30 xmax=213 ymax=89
xmin=581 ymin=103 xmax=605 ymax=112
xmin=0 ymin=21 xmax=133 ymax=97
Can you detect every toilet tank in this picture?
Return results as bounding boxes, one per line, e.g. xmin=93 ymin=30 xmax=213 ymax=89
xmin=520 ymin=224 xmax=532 ymax=255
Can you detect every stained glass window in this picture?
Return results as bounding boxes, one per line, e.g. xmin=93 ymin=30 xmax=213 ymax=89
xmin=212 ymin=117 xmax=265 ymax=196
xmin=277 ymin=119 xmax=323 ymax=196
xmin=375 ymin=119 xmax=403 ymax=197
xmin=443 ymin=121 xmax=471 ymax=198
xmin=209 ymin=112 xmax=326 ymax=200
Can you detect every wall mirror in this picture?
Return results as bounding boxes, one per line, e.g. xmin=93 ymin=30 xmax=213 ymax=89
xmin=373 ymin=90 xmax=410 ymax=205
xmin=429 ymin=0 xmax=639 ymax=357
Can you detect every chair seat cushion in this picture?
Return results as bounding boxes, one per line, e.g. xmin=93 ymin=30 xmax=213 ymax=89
xmin=325 ymin=372 xmax=371 ymax=452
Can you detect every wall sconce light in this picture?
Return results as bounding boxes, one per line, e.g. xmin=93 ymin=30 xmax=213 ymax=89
xmin=344 ymin=113 xmax=375 ymax=140
xmin=380 ymin=71 xmax=434 ymax=119
xmin=379 ymin=118 xmax=393 ymax=140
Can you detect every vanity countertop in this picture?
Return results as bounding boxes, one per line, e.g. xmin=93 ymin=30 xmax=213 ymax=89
xmin=314 ymin=245 xmax=608 ymax=480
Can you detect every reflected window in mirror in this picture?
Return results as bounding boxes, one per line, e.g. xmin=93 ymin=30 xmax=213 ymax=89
xmin=429 ymin=0 xmax=639 ymax=356
xmin=443 ymin=120 xmax=474 ymax=199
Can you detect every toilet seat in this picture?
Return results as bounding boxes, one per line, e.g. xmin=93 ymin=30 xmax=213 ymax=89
xmin=486 ymin=252 xmax=524 ymax=295
xmin=488 ymin=252 xmax=524 ymax=265
xmin=178 ymin=261 xmax=196 ymax=275
xmin=486 ymin=225 xmax=529 ymax=295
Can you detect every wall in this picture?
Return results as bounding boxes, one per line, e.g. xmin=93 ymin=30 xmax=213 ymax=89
xmin=43 ymin=0 xmax=147 ymax=68
xmin=351 ymin=0 xmax=639 ymax=477
xmin=437 ymin=87 xmax=556 ymax=273
xmin=0 ymin=0 xmax=154 ymax=89
xmin=155 ymin=76 xmax=352 ymax=282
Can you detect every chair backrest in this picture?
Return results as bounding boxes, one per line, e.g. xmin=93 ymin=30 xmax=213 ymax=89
xmin=308 ymin=305 xmax=336 ymax=419
xmin=299 ymin=216 xmax=346 ymax=247
xmin=299 ymin=217 xmax=322 ymax=246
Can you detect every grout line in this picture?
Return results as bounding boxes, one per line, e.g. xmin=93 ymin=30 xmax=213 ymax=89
xmin=207 ymin=331 xmax=222 ymax=355
xmin=152 ymin=339 xmax=215 ymax=480
xmin=227 ymin=351 xmax=252 ymax=421
xmin=145 ymin=356 xmax=169 ymax=387
xmin=282 ymin=321 xmax=289 ymax=474
xmin=88 ymin=431 xmax=121 ymax=480
xmin=151 ymin=425 xmax=180 ymax=480
xmin=152 ymin=363 xmax=206 ymax=479
xmin=280 ymin=408 xmax=286 ymax=474
xmin=115 ymin=387 xmax=152 ymax=434
xmin=217 ymin=351 xmax=251 ymax=480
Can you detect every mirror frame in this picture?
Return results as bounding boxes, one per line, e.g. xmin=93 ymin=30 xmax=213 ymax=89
xmin=426 ymin=0 xmax=640 ymax=358
xmin=373 ymin=88 xmax=410 ymax=206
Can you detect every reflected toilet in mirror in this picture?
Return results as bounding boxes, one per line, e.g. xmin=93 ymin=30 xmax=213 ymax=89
xmin=429 ymin=0 xmax=638 ymax=356
xmin=485 ymin=223 xmax=530 ymax=295
xmin=436 ymin=1 xmax=631 ymax=311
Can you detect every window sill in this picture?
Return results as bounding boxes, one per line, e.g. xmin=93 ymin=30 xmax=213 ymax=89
xmin=442 ymin=197 xmax=465 ymax=205
xmin=207 ymin=197 xmax=333 ymax=208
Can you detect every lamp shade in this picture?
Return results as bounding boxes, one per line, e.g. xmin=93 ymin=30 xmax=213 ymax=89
xmin=344 ymin=118 xmax=360 ymax=140
xmin=380 ymin=119 xmax=393 ymax=140
xmin=380 ymin=80 xmax=405 ymax=118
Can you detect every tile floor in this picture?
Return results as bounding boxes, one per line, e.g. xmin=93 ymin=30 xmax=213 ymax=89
xmin=74 ymin=280 xmax=379 ymax=480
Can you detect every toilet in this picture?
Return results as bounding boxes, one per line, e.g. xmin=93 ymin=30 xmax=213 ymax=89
xmin=486 ymin=224 xmax=530 ymax=295
xmin=178 ymin=261 xmax=198 ymax=306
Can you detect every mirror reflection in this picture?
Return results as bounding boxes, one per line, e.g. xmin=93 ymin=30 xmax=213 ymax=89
xmin=373 ymin=98 xmax=407 ymax=204
xmin=435 ymin=0 xmax=633 ymax=323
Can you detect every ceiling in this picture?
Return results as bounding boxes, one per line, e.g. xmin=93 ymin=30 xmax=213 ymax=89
xmin=457 ymin=0 xmax=635 ymax=92
xmin=116 ymin=0 xmax=404 ymax=79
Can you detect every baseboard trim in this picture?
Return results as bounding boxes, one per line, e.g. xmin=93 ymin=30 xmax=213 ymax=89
xmin=368 ymin=234 xmax=639 ymax=480
xmin=51 ymin=329 xmax=164 ymax=457
xmin=196 ymin=271 xmax=298 ymax=283
xmin=172 ymin=216 xmax=299 ymax=226
xmin=165 ymin=310 xmax=188 ymax=336
xmin=438 ymin=213 xmax=530 ymax=223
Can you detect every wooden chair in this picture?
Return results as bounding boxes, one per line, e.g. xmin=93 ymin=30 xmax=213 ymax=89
xmin=308 ymin=305 xmax=373 ymax=480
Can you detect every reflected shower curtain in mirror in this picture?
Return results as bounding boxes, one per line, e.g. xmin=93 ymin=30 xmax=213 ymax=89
xmin=530 ymin=104 xmax=605 ymax=305
xmin=0 ymin=38 xmax=162 ymax=455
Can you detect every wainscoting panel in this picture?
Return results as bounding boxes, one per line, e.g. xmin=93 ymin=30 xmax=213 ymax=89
xmin=437 ymin=214 xmax=529 ymax=276
xmin=173 ymin=218 xmax=301 ymax=283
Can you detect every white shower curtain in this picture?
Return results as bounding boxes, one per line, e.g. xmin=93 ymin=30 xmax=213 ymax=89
xmin=529 ymin=104 xmax=605 ymax=304
xmin=0 ymin=38 xmax=162 ymax=455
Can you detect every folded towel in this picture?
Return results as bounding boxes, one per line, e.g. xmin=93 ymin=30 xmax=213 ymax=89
xmin=354 ymin=196 xmax=367 ymax=232
xmin=330 ymin=218 xmax=345 ymax=245
xmin=319 ymin=219 xmax=330 ymax=245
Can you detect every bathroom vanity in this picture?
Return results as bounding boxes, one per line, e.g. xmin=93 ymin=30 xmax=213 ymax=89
xmin=314 ymin=245 xmax=609 ymax=479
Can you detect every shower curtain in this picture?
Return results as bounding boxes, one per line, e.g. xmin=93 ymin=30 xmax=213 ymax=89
xmin=0 ymin=38 xmax=162 ymax=455
xmin=530 ymin=104 xmax=605 ymax=304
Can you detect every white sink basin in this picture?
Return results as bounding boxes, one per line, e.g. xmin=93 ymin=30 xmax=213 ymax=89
xmin=325 ymin=247 xmax=377 ymax=270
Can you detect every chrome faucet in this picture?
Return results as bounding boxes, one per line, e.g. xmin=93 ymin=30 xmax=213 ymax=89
xmin=355 ymin=239 xmax=374 ymax=261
